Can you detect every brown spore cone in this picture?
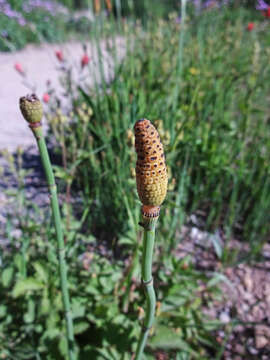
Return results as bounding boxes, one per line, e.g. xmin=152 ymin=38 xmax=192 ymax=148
xmin=134 ymin=119 xmax=168 ymax=208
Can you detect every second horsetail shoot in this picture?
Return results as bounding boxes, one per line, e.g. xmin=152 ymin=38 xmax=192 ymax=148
xmin=19 ymin=94 xmax=76 ymax=360
xmin=134 ymin=119 xmax=168 ymax=360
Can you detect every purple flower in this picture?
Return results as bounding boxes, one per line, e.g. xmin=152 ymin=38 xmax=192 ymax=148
xmin=256 ymin=0 xmax=269 ymax=10
xmin=193 ymin=0 xmax=202 ymax=14
xmin=18 ymin=18 xmax=26 ymax=26
xmin=1 ymin=30 xmax=8 ymax=38
xmin=193 ymin=0 xmax=201 ymax=8
xmin=0 ymin=1 xmax=27 ymax=26
xmin=22 ymin=0 xmax=68 ymax=15
xmin=203 ymin=0 xmax=218 ymax=9
xmin=203 ymin=0 xmax=230 ymax=9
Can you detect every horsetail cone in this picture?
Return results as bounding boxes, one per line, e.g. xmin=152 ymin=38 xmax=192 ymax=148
xmin=134 ymin=119 xmax=168 ymax=215
xmin=19 ymin=94 xmax=43 ymax=124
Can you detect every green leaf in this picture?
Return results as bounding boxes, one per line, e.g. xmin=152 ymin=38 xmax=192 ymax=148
xmin=74 ymin=321 xmax=89 ymax=334
xmin=2 ymin=267 xmax=14 ymax=287
xmin=209 ymin=233 xmax=223 ymax=259
xmin=72 ymin=299 xmax=86 ymax=318
xmin=12 ymin=278 xmax=44 ymax=298
xmin=59 ymin=335 xmax=68 ymax=357
xmin=40 ymin=288 xmax=50 ymax=315
xmin=207 ymin=272 xmax=233 ymax=291
xmin=118 ymin=236 xmax=134 ymax=246
xmin=33 ymin=262 xmax=48 ymax=283
xmin=150 ymin=326 xmax=197 ymax=355
xmin=14 ymin=254 xmax=24 ymax=273
xmin=0 ymin=305 xmax=7 ymax=318
xmin=24 ymin=299 xmax=35 ymax=323
xmin=52 ymin=165 xmax=73 ymax=182
xmin=85 ymin=284 xmax=100 ymax=295
xmin=43 ymin=327 xmax=60 ymax=340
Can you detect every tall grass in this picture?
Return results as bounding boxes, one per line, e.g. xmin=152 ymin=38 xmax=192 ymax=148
xmin=46 ymin=5 xmax=270 ymax=256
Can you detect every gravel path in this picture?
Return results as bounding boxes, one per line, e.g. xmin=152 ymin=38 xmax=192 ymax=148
xmin=0 ymin=38 xmax=126 ymax=238
xmin=0 ymin=38 xmax=125 ymax=152
xmin=176 ymin=225 xmax=270 ymax=359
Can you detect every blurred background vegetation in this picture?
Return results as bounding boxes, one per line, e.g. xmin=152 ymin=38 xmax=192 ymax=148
xmin=1 ymin=0 xmax=270 ymax=359
xmin=0 ymin=0 xmax=265 ymax=51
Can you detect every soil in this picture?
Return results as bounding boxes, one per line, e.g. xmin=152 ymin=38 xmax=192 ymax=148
xmin=176 ymin=224 xmax=270 ymax=359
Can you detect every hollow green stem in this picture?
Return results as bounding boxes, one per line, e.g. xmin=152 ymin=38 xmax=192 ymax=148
xmin=134 ymin=215 xmax=158 ymax=360
xmin=32 ymin=126 xmax=76 ymax=360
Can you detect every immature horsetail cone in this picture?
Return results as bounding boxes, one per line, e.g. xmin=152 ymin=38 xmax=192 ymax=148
xmin=19 ymin=94 xmax=43 ymax=124
xmin=134 ymin=119 xmax=168 ymax=213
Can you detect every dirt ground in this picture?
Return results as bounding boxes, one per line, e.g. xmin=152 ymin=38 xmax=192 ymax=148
xmin=176 ymin=225 xmax=270 ymax=359
xmin=0 ymin=38 xmax=125 ymax=152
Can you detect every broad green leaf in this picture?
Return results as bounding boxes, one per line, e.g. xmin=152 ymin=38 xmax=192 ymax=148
xmin=150 ymin=326 xmax=197 ymax=355
xmin=33 ymin=262 xmax=48 ymax=283
xmin=85 ymin=284 xmax=100 ymax=295
xmin=24 ymin=299 xmax=35 ymax=323
xmin=14 ymin=254 xmax=24 ymax=274
xmin=40 ymin=288 xmax=50 ymax=315
xmin=2 ymin=267 xmax=14 ymax=287
xmin=0 ymin=305 xmax=7 ymax=318
xmin=42 ymin=327 xmax=60 ymax=340
xmin=12 ymin=278 xmax=43 ymax=298
xmin=59 ymin=336 xmax=68 ymax=357
xmin=72 ymin=299 xmax=86 ymax=318
xmin=74 ymin=321 xmax=89 ymax=334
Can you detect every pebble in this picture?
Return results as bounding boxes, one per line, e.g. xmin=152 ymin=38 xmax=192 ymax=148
xmin=219 ymin=310 xmax=231 ymax=324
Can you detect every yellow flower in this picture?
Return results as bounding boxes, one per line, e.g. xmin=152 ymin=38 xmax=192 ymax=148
xmin=189 ymin=67 xmax=200 ymax=76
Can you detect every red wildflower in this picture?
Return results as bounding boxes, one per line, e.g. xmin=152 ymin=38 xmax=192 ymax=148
xmin=55 ymin=50 xmax=64 ymax=62
xmin=81 ymin=54 xmax=90 ymax=68
xmin=263 ymin=7 xmax=270 ymax=18
xmin=247 ymin=22 xmax=255 ymax=31
xmin=43 ymin=93 xmax=50 ymax=103
xmin=14 ymin=62 xmax=24 ymax=75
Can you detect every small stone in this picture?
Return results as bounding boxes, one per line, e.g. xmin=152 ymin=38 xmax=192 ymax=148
xmin=244 ymin=292 xmax=255 ymax=304
xmin=235 ymin=344 xmax=245 ymax=355
xmin=241 ymin=303 xmax=249 ymax=312
xmin=234 ymin=325 xmax=244 ymax=333
xmin=256 ymin=335 xmax=268 ymax=349
xmin=243 ymin=270 xmax=253 ymax=292
xmin=225 ymin=267 xmax=233 ymax=278
xmin=255 ymin=325 xmax=270 ymax=349
xmin=248 ymin=346 xmax=259 ymax=355
xmin=264 ymin=284 xmax=270 ymax=303
xmin=219 ymin=311 xmax=230 ymax=324
xmin=252 ymin=305 xmax=264 ymax=321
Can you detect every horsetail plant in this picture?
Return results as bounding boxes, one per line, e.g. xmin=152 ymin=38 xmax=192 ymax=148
xmin=19 ymin=94 xmax=76 ymax=360
xmin=134 ymin=119 xmax=168 ymax=360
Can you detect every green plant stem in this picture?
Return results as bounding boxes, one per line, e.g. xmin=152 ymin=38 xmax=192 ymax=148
xmin=32 ymin=126 xmax=76 ymax=360
xmin=172 ymin=0 xmax=187 ymax=112
xmin=134 ymin=215 xmax=158 ymax=360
